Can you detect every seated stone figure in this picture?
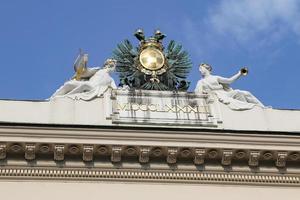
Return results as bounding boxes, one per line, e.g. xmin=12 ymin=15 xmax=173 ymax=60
xmin=194 ymin=63 xmax=264 ymax=110
xmin=50 ymin=58 xmax=117 ymax=101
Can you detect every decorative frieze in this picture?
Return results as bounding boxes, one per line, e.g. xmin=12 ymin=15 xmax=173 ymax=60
xmin=25 ymin=144 xmax=35 ymax=160
xmin=68 ymin=145 xmax=80 ymax=154
xmin=54 ymin=145 xmax=65 ymax=161
xmin=0 ymin=144 xmax=6 ymax=159
xmin=208 ymin=149 xmax=218 ymax=159
xmin=0 ymin=141 xmax=298 ymax=170
xmin=111 ymin=146 xmax=122 ymax=162
xmin=152 ymin=147 xmax=163 ymax=157
xmin=222 ymin=150 xmax=233 ymax=166
xmin=235 ymin=150 xmax=246 ymax=159
xmin=10 ymin=144 xmax=22 ymax=153
xmin=39 ymin=144 xmax=50 ymax=154
xmin=139 ymin=147 xmax=150 ymax=163
xmin=0 ymin=167 xmax=299 ymax=186
xmin=194 ymin=149 xmax=206 ymax=165
xmin=167 ymin=148 xmax=178 ymax=164
xmin=289 ymin=152 xmax=300 ymax=161
xmin=262 ymin=151 xmax=273 ymax=160
xmin=125 ymin=147 xmax=137 ymax=156
xmin=180 ymin=148 xmax=192 ymax=158
xmin=83 ymin=145 xmax=94 ymax=162
xmin=276 ymin=152 xmax=288 ymax=167
xmin=97 ymin=146 xmax=109 ymax=155
xmin=249 ymin=151 xmax=260 ymax=167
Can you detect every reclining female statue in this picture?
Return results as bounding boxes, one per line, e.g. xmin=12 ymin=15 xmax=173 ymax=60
xmin=194 ymin=63 xmax=264 ymax=110
xmin=50 ymin=58 xmax=117 ymax=101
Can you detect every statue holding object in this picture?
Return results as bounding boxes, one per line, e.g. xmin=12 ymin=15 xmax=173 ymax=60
xmin=194 ymin=63 xmax=264 ymax=110
xmin=50 ymin=51 xmax=117 ymax=101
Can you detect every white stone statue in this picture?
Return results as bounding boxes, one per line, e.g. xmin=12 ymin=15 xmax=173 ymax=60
xmin=50 ymin=57 xmax=117 ymax=101
xmin=194 ymin=63 xmax=264 ymax=110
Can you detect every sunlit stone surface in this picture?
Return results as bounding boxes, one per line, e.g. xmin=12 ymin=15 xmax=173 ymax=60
xmin=0 ymin=89 xmax=300 ymax=199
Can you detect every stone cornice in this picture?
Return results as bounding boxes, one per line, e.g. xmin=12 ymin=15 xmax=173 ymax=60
xmin=0 ymin=123 xmax=300 ymax=186
xmin=0 ymin=124 xmax=300 ymax=150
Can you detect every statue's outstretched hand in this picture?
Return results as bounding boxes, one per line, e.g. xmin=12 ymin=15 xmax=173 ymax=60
xmin=240 ymin=67 xmax=248 ymax=76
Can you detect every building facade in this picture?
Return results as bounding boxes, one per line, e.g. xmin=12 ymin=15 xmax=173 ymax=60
xmin=0 ymin=89 xmax=300 ymax=199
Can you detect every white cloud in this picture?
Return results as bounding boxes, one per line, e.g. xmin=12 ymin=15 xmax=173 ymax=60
xmin=209 ymin=0 xmax=300 ymax=43
xmin=182 ymin=0 xmax=300 ymax=56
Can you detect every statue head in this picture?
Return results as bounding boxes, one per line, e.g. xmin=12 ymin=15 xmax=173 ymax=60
xmin=103 ymin=58 xmax=117 ymax=72
xmin=199 ymin=63 xmax=212 ymax=77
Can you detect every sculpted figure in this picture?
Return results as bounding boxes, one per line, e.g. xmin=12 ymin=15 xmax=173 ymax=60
xmin=50 ymin=57 xmax=117 ymax=101
xmin=194 ymin=63 xmax=264 ymax=110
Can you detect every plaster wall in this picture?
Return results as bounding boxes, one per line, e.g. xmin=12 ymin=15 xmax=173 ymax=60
xmin=0 ymin=181 xmax=299 ymax=200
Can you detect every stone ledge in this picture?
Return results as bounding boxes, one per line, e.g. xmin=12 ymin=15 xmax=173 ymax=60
xmin=0 ymin=142 xmax=299 ymax=169
xmin=1 ymin=89 xmax=300 ymax=132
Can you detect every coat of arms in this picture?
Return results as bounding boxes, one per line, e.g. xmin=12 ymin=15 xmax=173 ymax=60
xmin=112 ymin=29 xmax=192 ymax=91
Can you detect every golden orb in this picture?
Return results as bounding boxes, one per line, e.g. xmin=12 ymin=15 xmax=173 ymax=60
xmin=139 ymin=47 xmax=165 ymax=71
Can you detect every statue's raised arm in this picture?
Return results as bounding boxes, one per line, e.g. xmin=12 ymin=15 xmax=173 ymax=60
xmin=194 ymin=63 xmax=264 ymax=110
xmin=50 ymin=51 xmax=117 ymax=101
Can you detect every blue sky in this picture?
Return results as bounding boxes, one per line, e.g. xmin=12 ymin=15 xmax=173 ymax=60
xmin=0 ymin=0 xmax=300 ymax=109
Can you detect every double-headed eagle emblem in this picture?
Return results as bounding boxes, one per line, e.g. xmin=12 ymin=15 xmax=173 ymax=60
xmin=112 ymin=29 xmax=192 ymax=91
